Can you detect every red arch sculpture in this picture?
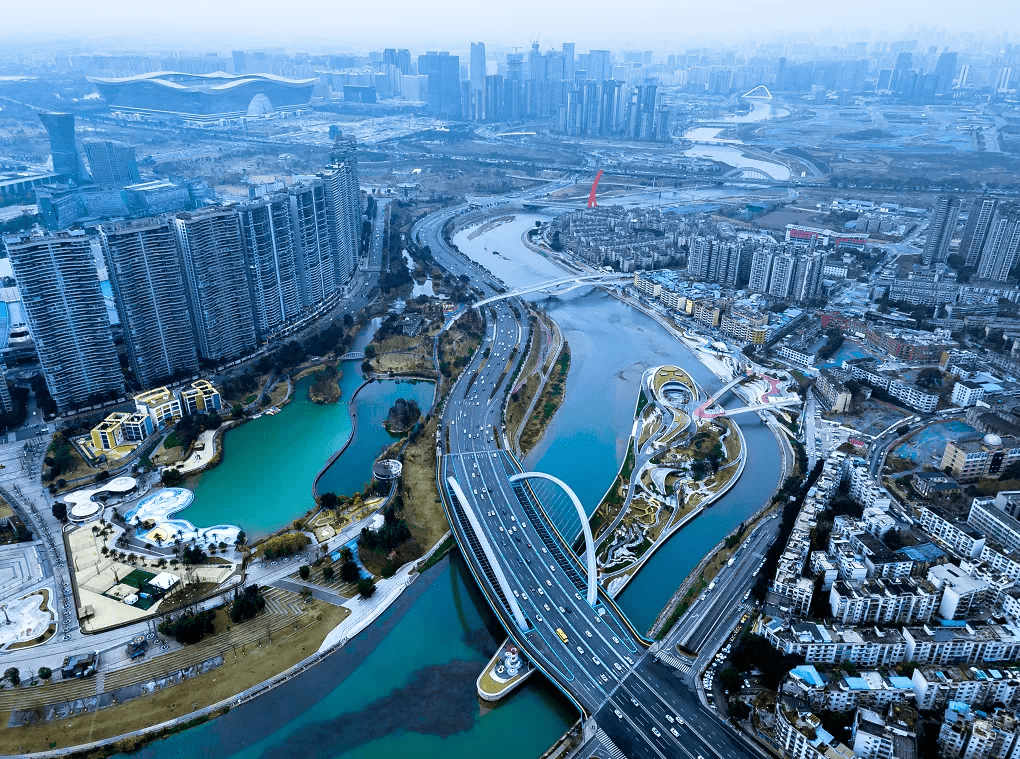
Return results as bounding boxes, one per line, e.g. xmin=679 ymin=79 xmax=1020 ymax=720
xmin=587 ymin=169 xmax=603 ymax=209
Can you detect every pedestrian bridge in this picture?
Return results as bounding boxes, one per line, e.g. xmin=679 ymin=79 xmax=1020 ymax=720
xmin=693 ymin=371 xmax=802 ymax=420
xmin=472 ymin=273 xmax=632 ymax=309
xmin=339 ymin=351 xmax=365 ymax=360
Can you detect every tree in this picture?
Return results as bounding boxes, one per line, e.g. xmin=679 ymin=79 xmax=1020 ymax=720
xmin=320 ymin=492 xmax=338 ymax=510
xmin=340 ymin=559 xmax=361 ymax=583
xmin=158 ymin=610 xmax=216 ymax=644
xmin=4 ymin=667 xmax=20 ymax=686
xmin=37 ymin=667 xmax=52 ymax=681
xmin=338 ymin=546 xmax=354 ymax=564
xmin=729 ymin=701 xmax=751 ymax=721
xmin=357 ymin=577 xmax=376 ymax=599
xmin=229 ymin=585 xmax=266 ymax=623
xmin=719 ymin=664 xmax=742 ymax=693
xmin=322 ymin=565 xmax=335 ymax=582
xmin=51 ymin=502 xmax=67 ymax=522
xmin=299 ymin=564 xmax=311 ymax=580
xmin=896 ymin=661 xmax=920 ymax=678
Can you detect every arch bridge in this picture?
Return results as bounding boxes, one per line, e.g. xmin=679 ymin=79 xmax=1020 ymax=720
xmin=472 ymin=273 xmax=632 ymax=309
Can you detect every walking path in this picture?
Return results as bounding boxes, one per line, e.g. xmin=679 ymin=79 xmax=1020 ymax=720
xmin=175 ymin=428 xmax=222 ymax=475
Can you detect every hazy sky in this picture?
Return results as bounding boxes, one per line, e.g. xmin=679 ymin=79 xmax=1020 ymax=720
xmin=3 ymin=0 xmax=1011 ymax=52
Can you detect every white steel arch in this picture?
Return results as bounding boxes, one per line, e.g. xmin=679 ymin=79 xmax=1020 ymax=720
xmin=472 ymin=273 xmax=632 ymax=309
xmin=446 ymin=476 xmax=529 ymax=630
xmin=508 ymin=472 xmax=598 ymax=606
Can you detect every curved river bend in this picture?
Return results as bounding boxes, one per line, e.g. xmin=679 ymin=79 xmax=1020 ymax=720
xmin=127 ymin=211 xmax=782 ymax=759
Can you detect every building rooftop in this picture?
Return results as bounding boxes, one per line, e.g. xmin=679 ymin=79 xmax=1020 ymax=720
xmin=135 ymin=386 xmax=176 ymax=406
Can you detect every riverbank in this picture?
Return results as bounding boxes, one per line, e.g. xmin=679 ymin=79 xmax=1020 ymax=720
xmin=0 ymin=597 xmax=348 ymax=757
xmin=519 ymin=343 xmax=570 ymax=454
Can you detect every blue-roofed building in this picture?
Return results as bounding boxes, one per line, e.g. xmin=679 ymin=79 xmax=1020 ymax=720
xmin=783 ymin=666 xmax=917 ymax=712
xmin=790 ymin=664 xmax=825 ymax=688
xmin=895 ymin=542 xmax=946 ymax=564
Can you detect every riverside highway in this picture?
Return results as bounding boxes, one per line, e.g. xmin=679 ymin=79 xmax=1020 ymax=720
xmin=419 ymin=196 xmax=768 ymax=759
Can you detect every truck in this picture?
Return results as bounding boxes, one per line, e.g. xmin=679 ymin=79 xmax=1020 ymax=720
xmin=726 ymin=558 xmax=735 ymax=567
xmin=708 ymin=581 xmax=716 ymax=591
xmin=556 ymin=628 xmax=569 ymax=643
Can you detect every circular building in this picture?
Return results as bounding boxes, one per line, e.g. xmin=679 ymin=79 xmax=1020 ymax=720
xmin=68 ymin=500 xmax=102 ymax=525
xmin=373 ymin=459 xmax=403 ymax=480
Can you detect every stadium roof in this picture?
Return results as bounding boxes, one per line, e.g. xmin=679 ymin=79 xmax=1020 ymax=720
xmin=87 ymin=70 xmax=317 ymax=91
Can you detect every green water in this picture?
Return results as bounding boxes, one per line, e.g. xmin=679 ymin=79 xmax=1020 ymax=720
xmin=120 ymin=555 xmax=576 ymax=759
xmin=182 ymin=369 xmax=434 ymax=540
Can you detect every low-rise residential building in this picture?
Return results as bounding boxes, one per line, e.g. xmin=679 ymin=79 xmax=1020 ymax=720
xmin=954 ymin=381 xmax=988 ymax=408
xmin=817 ymin=370 xmax=853 ymax=413
xmin=920 ymin=505 xmax=987 ymax=560
xmin=902 ymin=623 xmax=1020 ymax=666
xmin=887 ymin=380 xmax=939 ymax=413
xmin=939 ymin=705 xmax=1020 ymax=759
xmin=785 ymin=666 xmax=915 ymax=714
xmin=981 ymin=543 xmax=1020 ymax=583
xmin=927 ymin=564 xmax=990 ymax=620
xmin=720 ymin=311 xmax=768 ymax=345
xmin=775 ymin=340 xmax=818 ymax=368
xmin=912 ymin=666 xmax=1020 ymax=711
xmin=776 ymin=703 xmax=858 ymax=759
xmin=852 ymin=708 xmax=914 ymax=759
xmin=847 ymin=458 xmax=892 ymax=512
xmin=849 ymin=532 xmax=917 ymax=582
xmin=759 ymin=619 xmax=907 ymax=666
xmin=843 ymin=360 xmax=940 ymax=413
xmin=970 ymin=498 xmax=1020 ymax=554
xmin=829 ymin=578 xmax=939 ymax=625
xmin=771 ymin=453 xmax=847 ymax=616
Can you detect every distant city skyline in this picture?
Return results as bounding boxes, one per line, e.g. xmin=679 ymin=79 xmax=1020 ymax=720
xmin=2 ymin=0 xmax=1013 ymax=51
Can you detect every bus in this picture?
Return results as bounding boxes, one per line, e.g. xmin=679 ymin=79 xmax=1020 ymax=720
xmin=556 ymin=628 xmax=569 ymax=643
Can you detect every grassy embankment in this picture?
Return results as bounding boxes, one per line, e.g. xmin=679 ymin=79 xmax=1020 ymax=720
xmin=504 ymin=310 xmax=547 ymax=445
xmin=519 ymin=343 xmax=571 ymax=454
xmin=308 ymin=364 xmax=342 ymax=404
xmin=0 ymin=600 xmax=347 ymax=756
xmin=366 ymin=333 xmax=436 ymax=377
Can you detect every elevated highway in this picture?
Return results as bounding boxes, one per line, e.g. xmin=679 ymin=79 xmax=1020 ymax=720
xmin=421 ymin=197 xmax=769 ymax=759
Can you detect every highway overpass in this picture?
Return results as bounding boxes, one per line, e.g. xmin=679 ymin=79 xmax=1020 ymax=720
xmin=420 ymin=199 xmax=770 ymax=759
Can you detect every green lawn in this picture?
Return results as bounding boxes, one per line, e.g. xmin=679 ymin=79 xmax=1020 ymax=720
xmin=163 ymin=432 xmax=181 ymax=449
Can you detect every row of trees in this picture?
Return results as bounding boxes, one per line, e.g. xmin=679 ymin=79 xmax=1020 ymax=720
xmin=298 ymin=547 xmax=376 ymax=598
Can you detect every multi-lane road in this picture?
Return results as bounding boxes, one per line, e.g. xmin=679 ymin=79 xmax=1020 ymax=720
xmin=420 ymin=195 xmax=768 ymax=759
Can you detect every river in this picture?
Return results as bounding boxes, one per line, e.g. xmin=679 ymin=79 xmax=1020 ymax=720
xmin=682 ymin=100 xmax=793 ymax=181
xmin=121 ymin=554 xmax=576 ymax=759
xmin=131 ymin=210 xmax=782 ymax=758
xmin=450 ymin=213 xmax=782 ymax=631
xmin=179 ymin=323 xmax=434 ymax=539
